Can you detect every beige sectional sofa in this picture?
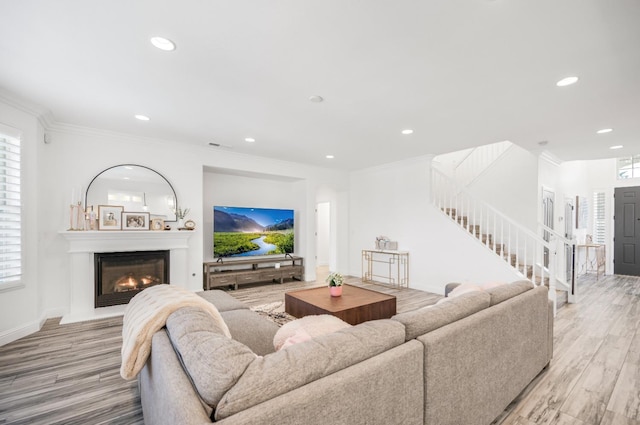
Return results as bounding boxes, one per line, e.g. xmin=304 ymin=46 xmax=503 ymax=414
xmin=138 ymin=280 xmax=553 ymax=425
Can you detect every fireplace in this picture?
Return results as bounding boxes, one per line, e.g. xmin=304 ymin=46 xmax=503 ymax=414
xmin=94 ymin=250 xmax=170 ymax=308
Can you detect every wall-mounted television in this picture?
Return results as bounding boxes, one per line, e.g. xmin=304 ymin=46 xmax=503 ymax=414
xmin=213 ymin=206 xmax=294 ymax=258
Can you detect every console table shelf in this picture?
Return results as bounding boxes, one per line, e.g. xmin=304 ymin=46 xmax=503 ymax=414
xmin=203 ymin=256 xmax=304 ymax=290
xmin=362 ymin=249 xmax=409 ymax=288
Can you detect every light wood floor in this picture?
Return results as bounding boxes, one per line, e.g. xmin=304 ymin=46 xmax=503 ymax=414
xmin=0 ymin=272 xmax=638 ymax=424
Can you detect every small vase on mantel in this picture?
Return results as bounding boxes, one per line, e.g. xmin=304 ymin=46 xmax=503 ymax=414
xmin=329 ymin=286 xmax=343 ymax=297
xmin=177 ymin=218 xmax=185 ymax=228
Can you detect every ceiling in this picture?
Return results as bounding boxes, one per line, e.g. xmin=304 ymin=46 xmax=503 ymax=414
xmin=1 ymin=0 xmax=639 ymax=170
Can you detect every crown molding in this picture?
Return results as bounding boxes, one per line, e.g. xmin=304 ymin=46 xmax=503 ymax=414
xmin=539 ymin=150 xmax=563 ymax=167
xmin=351 ymin=153 xmax=435 ymax=176
xmin=0 ymin=86 xmax=49 ymax=120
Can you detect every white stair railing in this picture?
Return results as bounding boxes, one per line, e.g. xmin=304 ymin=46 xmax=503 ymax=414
xmin=439 ymin=140 xmax=512 ymax=188
xmin=431 ymin=168 xmax=576 ymax=313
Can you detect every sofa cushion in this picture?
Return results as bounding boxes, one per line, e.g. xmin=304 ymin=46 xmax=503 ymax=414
xmin=485 ymin=280 xmax=534 ymax=305
xmin=215 ymin=319 xmax=406 ymax=420
xmin=448 ymin=283 xmax=483 ymax=298
xmin=165 ymin=307 xmax=256 ymax=410
xmin=392 ymin=291 xmax=491 ymax=341
xmin=221 ymin=309 xmax=280 ymax=356
xmin=197 ymin=290 xmax=249 ymax=312
xmin=273 ymin=315 xmax=352 ymax=350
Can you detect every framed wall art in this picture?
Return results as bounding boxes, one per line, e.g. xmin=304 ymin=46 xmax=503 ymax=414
xmin=98 ymin=205 xmax=124 ymax=230
xmin=122 ymin=212 xmax=150 ymax=230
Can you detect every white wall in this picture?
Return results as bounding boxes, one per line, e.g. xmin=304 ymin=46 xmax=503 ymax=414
xmin=468 ymin=145 xmax=539 ymax=233
xmin=579 ymin=157 xmax=639 ymax=274
xmin=0 ymin=92 xmax=350 ymax=343
xmin=349 ymin=156 xmax=521 ymax=295
xmin=0 ymin=99 xmax=43 ymax=345
xmin=202 ymin=171 xmax=305 ymax=263
xmin=316 ymin=202 xmax=330 ymax=266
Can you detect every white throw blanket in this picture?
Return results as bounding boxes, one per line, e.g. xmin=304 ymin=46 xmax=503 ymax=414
xmin=120 ymin=284 xmax=231 ymax=380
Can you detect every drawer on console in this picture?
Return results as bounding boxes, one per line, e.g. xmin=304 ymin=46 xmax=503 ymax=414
xmin=210 ymin=275 xmax=237 ymax=287
xmin=236 ymin=273 xmax=262 ymax=284
xmin=281 ymin=266 xmax=304 ymax=279
xmin=260 ymin=270 xmax=282 ymax=281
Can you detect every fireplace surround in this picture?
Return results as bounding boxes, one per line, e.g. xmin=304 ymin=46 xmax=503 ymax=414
xmin=60 ymin=230 xmax=194 ymax=323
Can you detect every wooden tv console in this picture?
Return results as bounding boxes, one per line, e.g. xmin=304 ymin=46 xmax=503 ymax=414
xmin=203 ymin=256 xmax=304 ymax=290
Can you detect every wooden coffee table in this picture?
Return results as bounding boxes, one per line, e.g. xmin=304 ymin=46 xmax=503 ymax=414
xmin=284 ymin=284 xmax=396 ymax=325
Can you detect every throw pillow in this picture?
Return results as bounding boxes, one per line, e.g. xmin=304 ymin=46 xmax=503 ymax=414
xmin=448 ymin=283 xmax=483 ymax=298
xmin=273 ymin=314 xmax=352 ymax=351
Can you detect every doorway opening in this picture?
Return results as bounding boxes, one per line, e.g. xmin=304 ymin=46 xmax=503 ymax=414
xmin=316 ymin=202 xmax=331 ymax=281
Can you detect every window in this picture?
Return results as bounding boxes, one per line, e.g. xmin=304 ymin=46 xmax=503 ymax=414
xmin=0 ymin=131 xmax=21 ymax=286
xmin=592 ymin=191 xmax=605 ymax=244
xmin=617 ymin=155 xmax=640 ymax=179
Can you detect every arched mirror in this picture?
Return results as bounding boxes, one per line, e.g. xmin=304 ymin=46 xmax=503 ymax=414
xmin=85 ymin=164 xmax=178 ymax=222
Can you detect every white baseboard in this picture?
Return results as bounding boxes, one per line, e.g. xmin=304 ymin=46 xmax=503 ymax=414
xmin=0 ymin=319 xmax=41 ymax=347
xmin=0 ymin=308 xmax=66 ymax=347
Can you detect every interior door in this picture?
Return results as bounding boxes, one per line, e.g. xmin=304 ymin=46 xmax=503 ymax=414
xmin=542 ymin=189 xmax=555 ymax=268
xmin=614 ymin=186 xmax=640 ymax=276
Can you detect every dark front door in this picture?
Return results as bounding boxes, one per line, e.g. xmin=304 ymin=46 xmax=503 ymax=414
xmin=614 ymin=186 xmax=640 ymax=276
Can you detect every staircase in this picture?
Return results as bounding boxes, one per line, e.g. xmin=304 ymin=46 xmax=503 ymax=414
xmin=446 ymin=207 xmax=539 ymax=284
xmin=453 ymin=140 xmax=512 ymax=188
xmin=432 ymin=168 xmax=576 ymax=314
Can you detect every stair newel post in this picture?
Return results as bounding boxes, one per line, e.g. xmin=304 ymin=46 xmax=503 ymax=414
xmin=500 ymin=219 xmax=504 ymax=258
xmin=524 ymin=237 xmax=528 ymax=280
xmin=473 ymin=199 xmax=477 ymax=239
xmin=492 ymin=211 xmax=497 ymax=254
xmin=515 ymin=230 xmax=520 ymax=274
xmin=507 ymin=222 xmax=512 ymax=266
xmin=548 ymin=235 xmax=558 ymax=316
xmin=466 ymin=197 xmax=471 ymax=233
xmin=568 ymin=241 xmax=577 ymax=303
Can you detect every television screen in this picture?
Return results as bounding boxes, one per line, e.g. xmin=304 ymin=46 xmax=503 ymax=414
xmin=213 ymin=206 xmax=294 ymax=258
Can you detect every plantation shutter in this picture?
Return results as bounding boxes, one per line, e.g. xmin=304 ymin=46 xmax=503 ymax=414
xmin=0 ymin=134 xmax=21 ymax=285
xmin=592 ymin=191 xmax=605 ymax=245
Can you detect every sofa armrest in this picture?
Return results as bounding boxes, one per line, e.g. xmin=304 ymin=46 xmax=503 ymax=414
xmin=139 ymin=330 xmax=213 ymax=424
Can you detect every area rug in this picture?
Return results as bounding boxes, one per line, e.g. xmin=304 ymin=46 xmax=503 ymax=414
xmin=250 ymin=302 xmax=295 ymax=327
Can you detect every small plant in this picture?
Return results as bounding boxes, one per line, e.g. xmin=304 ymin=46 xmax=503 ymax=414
xmin=173 ymin=207 xmax=190 ymax=219
xmin=325 ymin=272 xmax=344 ymax=287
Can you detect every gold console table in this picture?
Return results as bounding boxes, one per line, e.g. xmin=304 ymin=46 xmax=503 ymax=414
xmin=576 ymin=244 xmax=605 ymax=280
xmin=362 ymin=249 xmax=409 ymax=288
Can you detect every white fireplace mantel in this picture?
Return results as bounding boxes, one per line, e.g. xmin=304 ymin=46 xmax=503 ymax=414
xmin=59 ymin=230 xmax=194 ymax=324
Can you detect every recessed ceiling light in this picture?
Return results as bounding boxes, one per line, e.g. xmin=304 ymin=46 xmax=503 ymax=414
xmin=597 ymin=128 xmax=613 ymax=134
xmin=135 ymin=114 xmax=150 ymax=121
xmin=326 ymin=155 xmax=334 ymax=159
xmin=150 ymin=36 xmax=176 ymax=51
xmin=309 ymin=95 xmax=324 ymax=103
xmin=556 ymin=76 xmax=579 ymax=87
xmin=245 ymin=137 xmax=255 ymax=143
xmin=401 ymin=129 xmax=414 ymax=135
xmin=610 ymin=145 xmax=623 ymax=150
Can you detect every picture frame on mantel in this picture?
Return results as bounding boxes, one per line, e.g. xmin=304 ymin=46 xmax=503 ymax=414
xmin=98 ymin=205 xmax=123 ymax=230
xmin=122 ymin=212 xmax=150 ymax=230
xmin=150 ymin=218 xmax=164 ymax=231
